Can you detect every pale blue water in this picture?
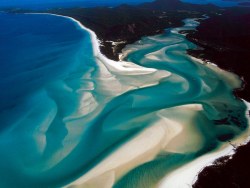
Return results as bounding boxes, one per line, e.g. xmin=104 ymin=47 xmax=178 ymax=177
xmin=0 ymin=13 xmax=247 ymax=187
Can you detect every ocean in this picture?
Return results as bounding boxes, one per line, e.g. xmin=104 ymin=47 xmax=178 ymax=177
xmin=0 ymin=0 xmax=241 ymax=9
xmin=0 ymin=0 xmax=154 ymax=9
xmin=0 ymin=12 xmax=248 ymax=187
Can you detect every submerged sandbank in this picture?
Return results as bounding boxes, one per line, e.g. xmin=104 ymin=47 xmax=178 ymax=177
xmin=5 ymin=13 xmax=248 ymax=188
xmin=61 ymin=16 xmax=249 ymax=188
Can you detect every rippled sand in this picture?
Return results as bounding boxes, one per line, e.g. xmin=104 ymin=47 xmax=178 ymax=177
xmin=0 ymin=14 xmax=248 ymax=188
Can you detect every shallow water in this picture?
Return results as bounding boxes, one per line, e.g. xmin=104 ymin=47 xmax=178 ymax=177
xmin=0 ymin=14 xmax=247 ymax=187
xmin=113 ymin=18 xmax=248 ymax=187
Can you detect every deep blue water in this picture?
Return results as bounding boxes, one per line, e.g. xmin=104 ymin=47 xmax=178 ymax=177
xmin=0 ymin=13 xmax=95 ymax=186
xmin=0 ymin=11 xmax=248 ymax=188
xmin=0 ymin=13 xmax=87 ymax=111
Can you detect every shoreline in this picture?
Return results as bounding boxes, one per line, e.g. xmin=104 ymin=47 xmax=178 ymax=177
xmin=184 ymin=10 xmax=250 ymax=187
xmin=159 ymin=100 xmax=250 ymax=187
xmin=26 ymin=13 xmax=101 ymax=56
xmin=56 ymin=13 xmax=250 ymax=187
xmin=193 ymin=100 xmax=250 ymax=188
xmin=76 ymin=14 xmax=250 ymax=188
xmin=186 ymin=8 xmax=250 ymax=101
xmin=16 ymin=12 xmax=250 ymax=187
xmin=10 ymin=0 xmax=220 ymax=61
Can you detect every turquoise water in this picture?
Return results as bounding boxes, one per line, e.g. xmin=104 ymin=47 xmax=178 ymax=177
xmin=0 ymin=13 xmax=247 ymax=187
xmin=114 ymin=18 xmax=248 ymax=187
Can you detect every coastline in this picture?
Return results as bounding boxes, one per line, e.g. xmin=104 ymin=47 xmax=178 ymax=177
xmin=48 ymin=13 xmax=250 ymax=187
xmin=79 ymin=14 xmax=250 ymax=188
xmin=26 ymin=13 xmax=101 ymax=56
xmin=160 ymin=100 xmax=250 ymax=187
xmin=185 ymin=10 xmax=250 ymax=187
xmin=186 ymin=8 xmax=250 ymax=101
xmin=10 ymin=0 xmax=222 ymax=61
xmin=193 ymin=101 xmax=250 ymax=188
xmin=7 ymin=11 xmax=250 ymax=187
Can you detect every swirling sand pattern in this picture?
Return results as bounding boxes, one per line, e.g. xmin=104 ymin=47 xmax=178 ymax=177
xmin=0 ymin=14 xmax=247 ymax=187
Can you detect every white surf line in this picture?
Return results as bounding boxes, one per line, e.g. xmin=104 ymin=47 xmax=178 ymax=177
xmin=25 ymin=13 xmax=158 ymax=76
